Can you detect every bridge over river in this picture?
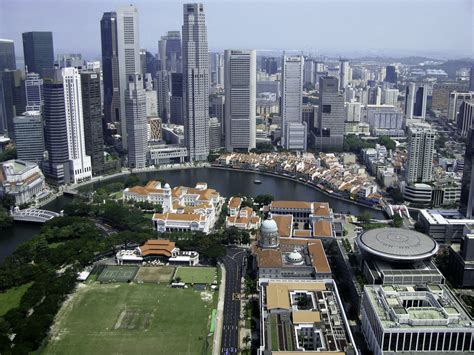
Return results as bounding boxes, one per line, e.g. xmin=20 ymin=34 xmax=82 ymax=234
xmin=10 ymin=208 xmax=62 ymax=223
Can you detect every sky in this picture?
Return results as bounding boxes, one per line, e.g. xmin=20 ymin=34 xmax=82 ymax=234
xmin=0 ymin=0 xmax=472 ymax=60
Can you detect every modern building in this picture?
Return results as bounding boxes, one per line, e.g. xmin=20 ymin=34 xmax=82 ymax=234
xmin=448 ymin=224 xmax=474 ymax=287
xmin=382 ymin=88 xmax=398 ymax=106
xmin=281 ymin=56 xmax=306 ymax=150
xmin=24 ymin=72 xmax=43 ymax=112
xmin=155 ymin=70 xmax=170 ymax=122
xmin=208 ymin=117 xmax=222 ymax=151
xmin=303 ymin=58 xmax=314 ymax=85
xmin=148 ymin=145 xmax=187 ymax=165
xmin=384 ymin=65 xmax=397 ymax=84
xmin=22 ymin=32 xmax=54 ymax=78
xmin=182 ymin=3 xmax=210 ymax=161
xmin=62 ymin=68 xmax=92 ymax=184
xmin=0 ymin=160 xmax=45 ymax=206
xmin=158 ymin=31 xmax=182 ymax=73
xmin=339 ymin=59 xmax=350 ymax=91
xmin=461 ymin=128 xmax=474 ymax=218
xmin=315 ymin=76 xmax=345 ymax=151
xmin=0 ymin=39 xmax=16 ymax=71
xmin=117 ymin=5 xmax=141 ymax=149
xmin=432 ymin=82 xmax=468 ymax=113
xmin=224 ymin=49 xmax=256 ymax=152
xmin=125 ymin=74 xmax=148 ymax=169
xmin=258 ymin=279 xmax=357 ymax=354
xmin=346 ymin=101 xmax=361 ymax=122
xmin=457 ymin=100 xmax=474 ymax=138
xmin=361 ymin=284 xmax=474 ymax=355
xmin=145 ymin=88 xmax=158 ymax=117
xmin=170 ymin=72 xmax=183 ymax=125
xmin=404 ymin=83 xmax=427 ymax=119
xmin=470 ymin=65 xmax=474 ymax=91
xmin=80 ymin=71 xmax=104 ymax=176
xmin=418 ymin=209 xmax=474 ymax=244
xmin=148 ymin=116 xmax=162 ymax=142
xmin=402 ymin=183 xmax=433 ymax=204
xmin=406 ymin=121 xmax=435 ymax=184
xmin=1 ymin=69 xmax=25 ymax=139
xmin=365 ymin=105 xmax=404 ymax=136
xmin=100 ymin=11 xmax=121 ymax=124
xmin=13 ymin=111 xmax=45 ymax=164
xmin=447 ymin=91 xmax=472 ymax=122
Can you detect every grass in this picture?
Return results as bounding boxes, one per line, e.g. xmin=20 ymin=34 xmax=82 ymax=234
xmin=175 ymin=267 xmax=217 ymax=284
xmin=44 ymin=282 xmax=216 ymax=355
xmin=270 ymin=314 xmax=279 ymax=351
xmin=135 ymin=266 xmax=175 ymax=283
xmin=0 ymin=282 xmax=33 ymax=316
xmin=97 ymin=265 xmax=139 ymax=283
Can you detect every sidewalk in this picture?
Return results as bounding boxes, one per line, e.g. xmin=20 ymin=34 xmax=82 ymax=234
xmin=212 ymin=263 xmax=226 ymax=355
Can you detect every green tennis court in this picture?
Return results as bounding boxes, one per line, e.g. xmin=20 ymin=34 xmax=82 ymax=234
xmin=97 ymin=265 xmax=139 ymax=282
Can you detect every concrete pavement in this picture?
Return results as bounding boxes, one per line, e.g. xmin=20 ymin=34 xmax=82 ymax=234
xmin=212 ymin=264 xmax=226 ymax=355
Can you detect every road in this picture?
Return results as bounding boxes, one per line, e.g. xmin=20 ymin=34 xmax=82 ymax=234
xmin=220 ymin=247 xmax=247 ymax=354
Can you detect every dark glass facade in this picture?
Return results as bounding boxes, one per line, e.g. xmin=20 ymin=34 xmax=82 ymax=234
xmin=22 ymin=32 xmax=54 ymax=77
xmin=460 ymin=128 xmax=474 ymax=218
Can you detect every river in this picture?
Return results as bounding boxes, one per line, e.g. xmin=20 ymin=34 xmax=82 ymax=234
xmin=0 ymin=167 xmax=384 ymax=263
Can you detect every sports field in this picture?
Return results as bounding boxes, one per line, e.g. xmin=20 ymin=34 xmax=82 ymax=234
xmin=44 ymin=283 xmax=216 ymax=354
xmin=97 ymin=265 xmax=139 ymax=282
xmin=135 ymin=266 xmax=175 ymax=283
xmin=175 ymin=266 xmax=217 ymax=284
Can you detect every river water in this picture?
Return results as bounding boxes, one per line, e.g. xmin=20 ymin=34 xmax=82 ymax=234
xmin=0 ymin=167 xmax=384 ymax=263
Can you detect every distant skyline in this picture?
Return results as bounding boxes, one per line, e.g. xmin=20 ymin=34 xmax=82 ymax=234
xmin=0 ymin=0 xmax=472 ymax=61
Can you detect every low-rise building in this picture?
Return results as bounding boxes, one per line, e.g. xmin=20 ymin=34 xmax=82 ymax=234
xmin=148 ymin=145 xmax=187 ymax=165
xmin=418 ymin=209 xmax=474 ymax=244
xmin=226 ymin=206 xmax=261 ymax=230
xmin=0 ymin=160 xmax=45 ymax=206
xmin=268 ymin=200 xmax=333 ymax=225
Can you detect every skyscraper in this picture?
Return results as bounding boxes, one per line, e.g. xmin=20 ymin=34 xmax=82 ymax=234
xmin=80 ymin=71 xmax=104 ymax=176
xmin=0 ymin=39 xmax=16 ymax=71
xmin=62 ymin=68 xmax=92 ymax=183
xmin=1 ymin=69 xmax=25 ymax=140
xmin=470 ymin=66 xmax=474 ymax=92
xmin=22 ymin=32 xmax=54 ymax=77
xmin=405 ymin=83 xmax=427 ymax=119
xmin=281 ymin=56 xmax=306 ymax=151
xmin=460 ymin=128 xmax=474 ymax=218
xmin=170 ymin=72 xmax=183 ymax=125
xmin=224 ymin=49 xmax=256 ymax=152
xmin=339 ymin=59 xmax=350 ymax=91
xmin=159 ymin=31 xmax=182 ymax=73
xmin=25 ymin=72 xmax=43 ymax=112
xmin=182 ymin=3 xmax=210 ymax=161
xmin=385 ymin=65 xmax=397 ymax=84
xmin=116 ymin=5 xmax=141 ymax=149
xmin=457 ymin=100 xmax=474 ymax=138
xmin=155 ymin=70 xmax=170 ymax=122
xmin=100 ymin=11 xmax=121 ymax=124
xmin=316 ymin=76 xmax=345 ymax=151
xmin=125 ymin=74 xmax=148 ymax=169
xmin=406 ymin=122 xmax=435 ymax=184
xmin=448 ymin=91 xmax=472 ymax=122
xmin=13 ymin=111 xmax=45 ymax=164
xmin=303 ymin=58 xmax=314 ymax=85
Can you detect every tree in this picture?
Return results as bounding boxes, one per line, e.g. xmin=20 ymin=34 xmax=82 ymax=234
xmin=358 ymin=211 xmax=372 ymax=224
xmin=0 ymin=147 xmax=16 ymax=162
xmin=392 ymin=215 xmax=403 ymax=228
xmin=377 ymin=135 xmax=396 ymax=151
xmin=387 ymin=187 xmax=404 ymax=203
xmin=254 ymin=194 xmax=274 ymax=206
xmin=0 ymin=206 xmax=12 ymax=230
xmin=125 ymin=174 xmax=141 ymax=187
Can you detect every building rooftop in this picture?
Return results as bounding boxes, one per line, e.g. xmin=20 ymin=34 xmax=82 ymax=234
xmin=357 ymin=227 xmax=438 ymax=262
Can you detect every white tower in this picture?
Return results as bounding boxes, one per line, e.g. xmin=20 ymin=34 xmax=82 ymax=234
xmin=162 ymin=183 xmax=172 ymax=213
xmin=406 ymin=121 xmax=435 ymax=184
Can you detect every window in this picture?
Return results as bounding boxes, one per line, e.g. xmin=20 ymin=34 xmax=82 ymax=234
xmin=322 ymin=105 xmax=331 ymax=113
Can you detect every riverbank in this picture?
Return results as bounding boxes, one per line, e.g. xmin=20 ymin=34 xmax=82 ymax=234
xmin=210 ymin=165 xmax=384 ymax=213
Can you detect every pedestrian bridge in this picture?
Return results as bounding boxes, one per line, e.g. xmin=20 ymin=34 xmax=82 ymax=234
xmin=11 ymin=208 xmax=62 ymax=223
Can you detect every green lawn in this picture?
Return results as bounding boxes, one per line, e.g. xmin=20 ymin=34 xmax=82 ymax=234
xmin=175 ymin=267 xmax=217 ymax=284
xmin=0 ymin=282 xmax=33 ymax=316
xmin=44 ymin=282 xmax=216 ymax=354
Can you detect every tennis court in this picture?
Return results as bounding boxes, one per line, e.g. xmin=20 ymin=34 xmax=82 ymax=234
xmin=97 ymin=265 xmax=139 ymax=282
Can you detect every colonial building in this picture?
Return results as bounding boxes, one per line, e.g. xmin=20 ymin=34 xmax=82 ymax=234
xmin=225 ymin=196 xmax=261 ymax=230
xmin=0 ymin=160 xmax=45 ymax=206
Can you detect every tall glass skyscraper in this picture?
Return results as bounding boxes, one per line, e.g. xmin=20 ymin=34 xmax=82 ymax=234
xmin=0 ymin=39 xmax=16 ymax=71
xmin=22 ymin=32 xmax=54 ymax=78
xmin=461 ymin=129 xmax=474 ymax=218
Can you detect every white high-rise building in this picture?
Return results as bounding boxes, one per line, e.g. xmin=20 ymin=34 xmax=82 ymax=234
xmin=61 ymin=67 xmax=92 ymax=184
xmin=25 ymin=72 xmax=43 ymax=112
xmin=405 ymin=83 xmax=428 ymax=120
xmin=224 ymin=49 xmax=256 ymax=152
xmin=382 ymin=88 xmax=398 ymax=106
xmin=155 ymin=70 xmax=170 ymax=121
xmin=117 ymin=5 xmax=141 ymax=149
xmin=406 ymin=121 xmax=435 ymax=184
xmin=182 ymin=3 xmax=210 ymax=161
xmin=125 ymin=74 xmax=148 ymax=169
xmin=281 ymin=55 xmax=306 ymax=151
xmin=339 ymin=59 xmax=350 ymax=91
xmin=447 ymin=91 xmax=472 ymax=122
xmin=346 ymin=101 xmax=361 ymax=122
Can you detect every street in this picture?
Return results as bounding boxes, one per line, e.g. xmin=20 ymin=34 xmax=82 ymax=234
xmin=220 ymin=247 xmax=247 ymax=354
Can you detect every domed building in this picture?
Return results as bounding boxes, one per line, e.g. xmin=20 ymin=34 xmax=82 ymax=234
xmin=259 ymin=218 xmax=280 ymax=248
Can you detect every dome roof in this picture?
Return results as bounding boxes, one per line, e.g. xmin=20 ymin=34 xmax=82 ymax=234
xmin=164 ymin=183 xmax=171 ymax=189
xmin=286 ymin=250 xmax=303 ymax=264
xmin=261 ymin=218 xmax=278 ymax=235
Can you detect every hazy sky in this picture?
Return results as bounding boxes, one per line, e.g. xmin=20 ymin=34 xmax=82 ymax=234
xmin=0 ymin=0 xmax=472 ymax=60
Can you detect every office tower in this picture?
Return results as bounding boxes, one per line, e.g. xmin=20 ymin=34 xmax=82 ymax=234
xmin=365 ymin=105 xmax=404 ymax=136
xmin=209 ymin=52 xmax=224 ymax=88
xmin=148 ymin=117 xmax=162 ymax=141
xmin=25 ymin=72 xmax=43 ymax=112
xmin=382 ymin=88 xmax=398 ymax=106
xmin=170 ymin=72 xmax=183 ymax=125
xmin=432 ymin=82 xmax=469 ymax=113
xmin=209 ymin=117 xmax=222 ymax=151
xmin=146 ymin=89 xmax=158 ymax=117
xmin=346 ymin=101 xmax=361 ymax=122
xmin=13 ymin=111 xmax=45 ymax=163
xmin=261 ymin=57 xmax=278 ymax=75
xmin=338 ymin=59 xmax=350 ymax=91
xmin=457 ymin=100 xmax=474 ymax=138
xmin=57 ymin=53 xmax=82 ymax=68
xmin=159 ymin=31 xmax=182 ymax=73
xmin=302 ymin=104 xmax=316 ymax=130
xmin=182 ymin=3 xmax=210 ymax=161
xmin=101 ymin=11 xmax=121 ymax=124
xmin=316 ymin=76 xmax=345 ymax=151
xmin=224 ymin=49 xmax=256 ymax=152
xmin=0 ymin=80 xmax=6 ymax=134
xmin=281 ymin=56 xmax=306 ymax=150
xmin=384 ymin=65 xmax=397 ymax=84
xmin=0 ymin=39 xmax=16 ymax=71
xmin=303 ymin=58 xmax=314 ymax=85
xmin=406 ymin=122 xmax=435 ymax=184
xmin=139 ymin=49 xmax=147 ymax=76
xmin=447 ymin=91 xmax=472 ymax=122
xmin=155 ymin=70 xmax=170 ymax=121
xmin=116 ymin=5 xmax=141 ymax=149
xmin=470 ymin=66 xmax=474 ymax=92
xmin=125 ymin=74 xmax=147 ymax=169
xmin=1 ymin=70 xmax=25 ymax=140
xmin=368 ymin=86 xmax=382 ymax=105
xmin=405 ymin=83 xmax=427 ymax=119
xmin=144 ymin=51 xmax=158 ymax=78
xmin=62 ymin=68 xmax=92 ymax=183
xmin=461 ymin=128 xmax=474 ymax=218
xmin=80 ymin=71 xmax=104 ymax=176
xmin=22 ymin=32 xmax=54 ymax=77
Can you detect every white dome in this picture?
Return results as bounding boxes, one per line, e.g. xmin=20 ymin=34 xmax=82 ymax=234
xmin=261 ymin=218 xmax=278 ymax=235
xmin=164 ymin=183 xmax=171 ymax=189
xmin=286 ymin=250 xmax=303 ymax=264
